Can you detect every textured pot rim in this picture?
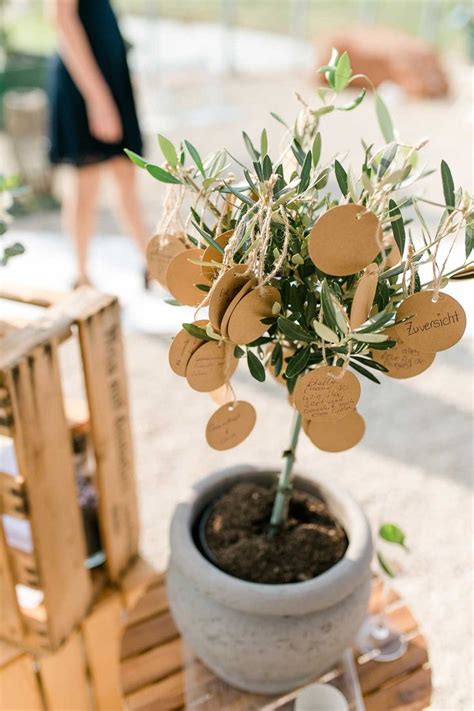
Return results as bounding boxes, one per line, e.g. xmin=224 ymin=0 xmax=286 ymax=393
xmin=169 ymin=466 xmax=373 ymax=616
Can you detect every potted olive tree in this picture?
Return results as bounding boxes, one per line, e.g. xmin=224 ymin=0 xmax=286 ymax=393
xmin=127 ymin=51 xmax=472 ymax=693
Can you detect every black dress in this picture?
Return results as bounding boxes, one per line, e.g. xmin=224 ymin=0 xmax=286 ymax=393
xmin=48 ymin=0 xmax=143 ymax=166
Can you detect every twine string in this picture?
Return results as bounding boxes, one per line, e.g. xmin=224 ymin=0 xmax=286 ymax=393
xmin=401 ymin=244 xmax=414 ymax=299
xmin=329 ymin=342 xmax=353 ymax=379
xmin=156 ymin=184 xmax=185 ymax=244
xmin=431 ymin=212 xmax=462 ymax=302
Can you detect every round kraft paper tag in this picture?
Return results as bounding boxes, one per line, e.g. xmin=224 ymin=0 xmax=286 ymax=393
xmin=293 ymin=366 xmax=361 ymax=421
xmin=227 ymin=285 xmax=281 ymax=345
xmin=371 ymin=326 xmax=436 ymax=379
xmin=220 ymin=277 xmax=257 ymax=339
xmin=146 ymin=233 xmax=186 ymax=287
xmin=206 ymin=401 xmax=256 ymax=450
xmin=208 ymin=264 xmax=252 ymax=331
xmin=186 ymin=341 xmax=238 ymax=392
xmin=305 ymin=410 xmax=365 ymax=452
xmin=308 ymin=204 xmax=382 ymax=276
xmin=168 ymin=320 xmax=208 ymax=376
xmin=165 ymin=248 xmax=209 ymax=307
xmin=395 ymin=290 xmax=466 ymax=353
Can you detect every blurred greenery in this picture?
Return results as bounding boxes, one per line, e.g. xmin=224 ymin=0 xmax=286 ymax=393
xmin=114 ymin=0 xmax=467 ymax=49
xmin=1 ymin=0 xmax=469 ymax=57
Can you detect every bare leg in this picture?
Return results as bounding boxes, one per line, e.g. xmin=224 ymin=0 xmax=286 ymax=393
xmin=63 ymin=164 xmax=102 ymax=282
xmin=107 ymin=156 xmax=148 ymax=257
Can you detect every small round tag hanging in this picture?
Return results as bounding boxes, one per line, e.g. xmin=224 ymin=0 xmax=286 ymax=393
xmin=395 ymin=290 xmax=466 ymax=353
xmin=186 ymin=341 xmax=238 ymax=392
xmin=371 ymin=326 xmax=435 ymax=379
xmin=168 ymin=320 xmax=208 ymax=377
xmin=166 ymin=248 xmax=209 ymax=306
xmin=206 ymin=401 xmax=256 ymax=450
xmin=308 ymin=205 xmax=382 ymax=276
xmin=146 ymin=234 xmax=186 ymax=288
xmin=293 ymin=366 xmax=361 ymax=421
xmin=227 ymin=286 xmax=281 ymax=345
xmin=305 ymin=410 xmax=366 ymax=452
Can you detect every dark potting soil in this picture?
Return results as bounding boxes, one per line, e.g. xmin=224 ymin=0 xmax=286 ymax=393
xmin=204 ymin=482 xmax=348 ymax=584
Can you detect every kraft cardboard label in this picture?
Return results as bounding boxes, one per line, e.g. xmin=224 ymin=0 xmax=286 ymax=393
xmin=186 ymin=341 xmax=237 ymax=392
xmin=220 ymin=277 xmax=256 ymax=339
xmin=208 ymin=265 xmax=252 ymax=331
xmin=304 ymin=409 xmax=365 ymax=452
xmin=350 ymin=262 xmax=379 ymax=329
xmin=206 ymin=400 xmax=256 ymax=450
xmin=293 ymin=366 xmax=361 ymax=421
xmin=372 ymin=326 xmax=435 ymax=379
xmin=146 ymin=233 xmax=186 ymax=288
xmin=396 ymin=291 xmax=466 ymax=353
xmin=308 ymin=204 xmax=381 ymax=276
xmin=168 ymin=320 xmax=208 ymax=377
xmin=227 ymin=285 xmax=281 ymax=345
xmin=165 ymin=248 xmax=209 ymax=307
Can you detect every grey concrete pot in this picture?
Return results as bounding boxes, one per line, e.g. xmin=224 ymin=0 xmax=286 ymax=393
xmin=166 ymin=466 xmax=373 ymax=694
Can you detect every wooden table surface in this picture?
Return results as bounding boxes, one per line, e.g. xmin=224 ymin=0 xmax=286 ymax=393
xmin=119 ymin=576 xmax=432 ymax=711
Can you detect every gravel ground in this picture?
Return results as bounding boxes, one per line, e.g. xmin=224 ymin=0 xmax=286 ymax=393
xmin=2 ymin=47 xmax=473 ymax=709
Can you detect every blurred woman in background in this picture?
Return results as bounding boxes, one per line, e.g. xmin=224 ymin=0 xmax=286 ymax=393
xmin=47 ymin=0 xmax=148 ymax=287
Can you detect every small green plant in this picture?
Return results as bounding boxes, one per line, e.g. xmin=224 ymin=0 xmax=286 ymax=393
xmin=377 ymin=522 xmax=409 ymax=577
xmin=127 ymin=50 xmax=473 ymax=533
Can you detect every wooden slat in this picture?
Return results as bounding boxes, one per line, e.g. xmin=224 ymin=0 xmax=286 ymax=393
xmin=0 ymin=524 xmax=24 ymax=643
xmin=126 ymin=584 xmax=169 ymax=626
xmin=0 ymin=640 xmax=22 ymax=669
xmin=21 ymin=605 xmax=50 ymax=650
xmin=121 ymin=556 xmax=165 ymax=612
xmin=0 ymin=387 xmax=13 ymax=436
xmin=0 ymin=284 xmax=68 ymax=308
xmin=125 ymin=670 xmax=185 ymax=711
xmin=358 ymin=634 xmax=428 ymax=695
xmin=8 ymin=548 xmax=39 ymax=588
xmin=0 ymin=474 xmax=28 ymax=518
xmin=385 ymin=604 xmax=418 ymax=635
xmin=121 ymin=611 xmax=179 ymax=660
xmin=0 ymin=654 xmax=43 ymax=710
xmin=0 ymin=287 xmax=112 ymax=372
xmin=121 ymin=637 xmax=183 ymax=694
xmin=82 ymin=591 xmax=123 ymax=710
xmin=40 ymin=630 xmax=92 ymax=710
xmin=5 ymin=347 xmax=92 ymax=648
xmin=364 ymin=666 xmax=432 ymax=711
xmin=183 ymin=654 xmax=294 ymax=711
xmin=78 ymin=300 xmax=139 ymax=581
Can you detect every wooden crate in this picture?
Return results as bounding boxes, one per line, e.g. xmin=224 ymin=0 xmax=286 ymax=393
xmin=0 ymin=285 xmax=139 ymax=652
xmin=0 ymin=557 xmax=161 ymax=711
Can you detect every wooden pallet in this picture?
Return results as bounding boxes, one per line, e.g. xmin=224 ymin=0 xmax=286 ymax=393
xmin=0 ymin=285 xmax=139 ymax=652
xmin=119 ymin=575 xmax=431 ymax=711
xmin=0 ymin=556 xmax=431 ymax=710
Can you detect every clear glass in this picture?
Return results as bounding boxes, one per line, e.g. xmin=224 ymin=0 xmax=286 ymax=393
xmin=356 ymin=521 xmax=408 ymax=663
